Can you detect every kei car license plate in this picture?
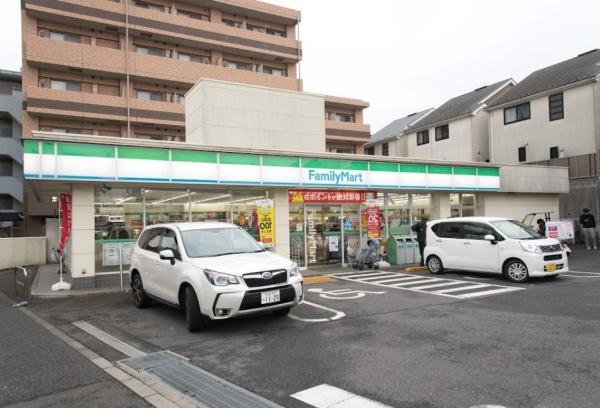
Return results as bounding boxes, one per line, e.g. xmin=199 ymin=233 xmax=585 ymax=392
xmin=547 ymin=263 xmax=557 ymax=272
xmin=261 ymin=289 xmax=281 ymax=305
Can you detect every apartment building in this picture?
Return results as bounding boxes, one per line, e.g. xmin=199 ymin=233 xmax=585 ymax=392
xmin=367 ymin=79 xmax=514 ymax=162
xmin=487 ymin=49 xmax=600 ymax=220
xmin=0 ymin=70 xmax=24 ymax=237
xmin=21 ymin=0 xmax=369 ymax=153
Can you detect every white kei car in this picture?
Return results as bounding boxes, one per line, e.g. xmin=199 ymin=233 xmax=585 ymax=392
xmin=424 ymin=217 xmax=569 ymax=282
xmin=129 ymin=222 xmax=303 ymax=332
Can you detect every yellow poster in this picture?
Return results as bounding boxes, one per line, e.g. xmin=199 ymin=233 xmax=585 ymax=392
xmin=256 ymin=199 xmax=275 ymax=246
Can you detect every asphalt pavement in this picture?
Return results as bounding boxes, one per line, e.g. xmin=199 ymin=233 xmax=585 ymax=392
xmin=1 ymin=247 xmax=599 ymax=408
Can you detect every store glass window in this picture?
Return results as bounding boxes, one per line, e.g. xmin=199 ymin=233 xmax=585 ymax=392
xmin=411 ymin=194 xmax=432 ymax=224
xmin=94 ymin=187 xmax=144 ymax=273
xmin=190 ymin=190 xmax=231 ymax=223
xmin=450 ymin=193 xmax=477 ymax=218
xmin=231 ymin=190 xmax=266 ymax=241
xmin=289 ymin=203 xmax=306 ymax=268
xmin=145 ymin=190 xmax=190 ymax=225
xmin=386 ymin=193 xmax=410 ymax=235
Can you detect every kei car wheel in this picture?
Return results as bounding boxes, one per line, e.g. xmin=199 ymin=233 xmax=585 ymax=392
xmin=184 ymin=286 xmax=208 ymax=332
xmin=427 ymin=255 xmax=444 ymax=275
xmin=131 ymin=273 xmax=152 ymax=309
xmin=504 ymin=259 xmax=529 ymax=283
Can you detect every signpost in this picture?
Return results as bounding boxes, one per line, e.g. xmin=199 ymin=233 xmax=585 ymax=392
xmin=256 ymin=199 xmax=275 ymax=247
xmin=52 ymin=193 xmax=72 ymax=291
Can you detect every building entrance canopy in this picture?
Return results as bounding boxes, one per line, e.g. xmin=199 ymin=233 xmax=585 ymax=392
xmin=23 ymin=138 xmax=500 ymax=192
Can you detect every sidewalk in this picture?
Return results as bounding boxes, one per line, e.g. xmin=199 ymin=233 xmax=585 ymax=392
xmin=0 ymin=288 xmax=149 ymax=407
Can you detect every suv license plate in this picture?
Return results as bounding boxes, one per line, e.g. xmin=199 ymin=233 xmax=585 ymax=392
xmin=261 ymin=290 xmax=280 ymax=305
xmin=547 ymin=263 xmax=557 ymax=272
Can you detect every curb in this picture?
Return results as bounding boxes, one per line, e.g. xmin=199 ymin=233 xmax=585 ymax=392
xmin=303 ymin=275 xmax=332 ymax=284
xmin=404 ymin=266 xmax=427 ymax=273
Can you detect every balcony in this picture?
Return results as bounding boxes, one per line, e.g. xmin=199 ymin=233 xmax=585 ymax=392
xmin=325 ymin=120 xmax=371 ymax=141
xmin=25 ymin=87 xmax=185 ymax=127
xmin=25 ymin=0 xmax=301 ymax=62
xmin=0 ymin=137 xmax=23 ymax=165
xmin=0 ymin=176 xmax=23 ymax=204
xmin=26 ymin=37 xmax=302 ymax=91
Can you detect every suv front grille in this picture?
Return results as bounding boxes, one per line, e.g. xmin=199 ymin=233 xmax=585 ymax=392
xmin=243 ymin=269 xmax=287 ymax=288
xmin=239 ymin=285 xmax=295 ymax=310
xmin=540 ymin=244 xmax=562 ymax=253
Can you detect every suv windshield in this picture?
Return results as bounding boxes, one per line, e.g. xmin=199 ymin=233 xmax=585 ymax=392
xmin=490 ymin=220 xmax=543 ymax=240
xmin=181 ymin=227 xmax=264 ymax=258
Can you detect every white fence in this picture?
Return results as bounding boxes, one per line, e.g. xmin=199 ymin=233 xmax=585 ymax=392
xmin=0 ymin=237 xmax=46 ymax=270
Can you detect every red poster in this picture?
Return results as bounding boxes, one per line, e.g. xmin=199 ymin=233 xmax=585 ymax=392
xmin=366 ymin=206 xmax=380 ymax=238
xmin=58 ymin=193 xmax=72 ymax=254
xmin=289 ymin=190 xmax=376 ymax=203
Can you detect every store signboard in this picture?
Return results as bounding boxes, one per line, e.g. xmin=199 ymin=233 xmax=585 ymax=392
xmin=289 ymin=190 xmax=376 ymax=203
xmin=23 ymin=140 xmax=501 ymax=191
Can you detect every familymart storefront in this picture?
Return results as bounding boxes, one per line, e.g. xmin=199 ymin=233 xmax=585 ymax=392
xmin=24 ymin=135 xmax=510 ymax=289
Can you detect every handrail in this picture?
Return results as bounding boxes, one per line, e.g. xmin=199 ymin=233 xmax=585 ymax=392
xmin=13 ymin=266 xmax=30 ymax=307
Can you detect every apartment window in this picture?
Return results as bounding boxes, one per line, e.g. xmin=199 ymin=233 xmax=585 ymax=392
xmin=177 ymin=52 xmax=210 ymax=64
xmin=135 ymin=1 xmax=163 ymax=12
xmin=365 ymin=146 xmax=374 ymax=155
xmin=177 ymin=9 xmax=208 ymax=21
xmin=518 ymin=146 xmax=527 ymax=162
xmin=0 ymin=118 xmax=12 ymax=137
xmin=222 ymin=19 xmax=242 ymax=28
xmin=0 ymin=195 xmax=13 ymax=210
xmin=0 ymin=159 xmax=13 ymax=176
xmin=177 ymin=94 xmax=185 ymax=104
xmin=417 ymin=130 xmax=429 ymax=146
xmin=136 ymin=134 xmax=165 ymax=141
xmin=550 ymin=146 xmax=559 ymax=159
xmin=262 ymin=66 xmax=286 ymax=76
xmin=49 ymin=31 xmax=81 ymax=43
xmin=435 ymin=124 xmax=449 ymax=141
xmin=382 ymin=143 xmax=389 ymax=156
xmin=549 ymin=93 xmax=564 ymax=121
xmin=330 ymin=113 xmax=354 ymax=123
xmin=265 ymin=28 xmax=285 ymax=37
xmin=247 ymin=24 xmax=265 ymax=33
xmin=135 ymin=89 xmax=165 ymax=102
xmin=224 ymin=60 xmax=253 ymax=71
xmin=50 ymin=79 xmax=82 ymax=92
xmin=49 ymin=127 xmax=82 ymax=134
xmin=504 ymin=102 xmax=531 ymax=124
xmin=135 ymin=45 xmax=164 ymax=57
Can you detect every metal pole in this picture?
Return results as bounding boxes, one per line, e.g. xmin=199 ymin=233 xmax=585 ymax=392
xmin=119 ymin=243 xmax=124 ymax=292
xmin=341 ymin=205 xmax=345 ymax=267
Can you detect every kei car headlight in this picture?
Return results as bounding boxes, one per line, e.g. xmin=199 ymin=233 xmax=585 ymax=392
xmin=204 ymin=270 xmax=239 ymax=286
xmin=520 ymin=242 xmax=542 ymax=253
xmin=289 ymin=262 xmax=300 ymax=277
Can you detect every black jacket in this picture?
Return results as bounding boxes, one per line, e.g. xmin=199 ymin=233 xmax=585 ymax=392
xmin=411 ymin=220 xmax=427 ymax=243
xmin=580 ymin=213 xmax=596 ymax=229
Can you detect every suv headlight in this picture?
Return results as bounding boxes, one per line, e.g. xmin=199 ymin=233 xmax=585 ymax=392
xmin=204 ymin=270 xmax=239 ymax=286
xmin=289 ymin=262 xmax=300 ymax=277
xmin=520 ymin=242 xmax=542 ymax=253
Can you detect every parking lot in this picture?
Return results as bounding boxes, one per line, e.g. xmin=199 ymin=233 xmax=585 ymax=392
xmin=5 ymin=248 xmax=596 ymax=408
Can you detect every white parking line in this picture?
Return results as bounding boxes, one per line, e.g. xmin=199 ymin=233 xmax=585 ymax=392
xmin=288 ymin=301 xmax=346 ymax=323
xmin=329 ymin=271 xmax=524 ymax=299
xmin=360 ymin=274 xmax=401 ymax=281
xmin=73 ymin=320 xmax=146 ymax=358
xmin=344 ymin=271 xmax=391 ymax=279
xmin=291 ymin=384 xmax=392 ymax=408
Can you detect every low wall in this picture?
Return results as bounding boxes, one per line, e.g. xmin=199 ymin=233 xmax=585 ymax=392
xmin=0 ymin=237 xmax=46 ymax=270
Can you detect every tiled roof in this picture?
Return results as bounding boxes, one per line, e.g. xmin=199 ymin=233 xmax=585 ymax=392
xmin=488 ymin=49 xmax=600 ymax=108
xmin=367 ymin=109 xmax=433 ymax=145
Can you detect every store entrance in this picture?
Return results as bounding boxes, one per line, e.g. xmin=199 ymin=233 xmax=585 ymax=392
xmin=305 ymin=205 xmax=342 ymax=265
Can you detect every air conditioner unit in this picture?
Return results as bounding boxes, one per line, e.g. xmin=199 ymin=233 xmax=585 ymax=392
xmin=38 ymin=29 xmax=49 ymax=37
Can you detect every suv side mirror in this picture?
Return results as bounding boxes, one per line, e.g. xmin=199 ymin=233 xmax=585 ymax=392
xmin=484 ymin=234 xmax=497 ymax=244
xmin=159 ymin=249 xmax=176 ymax=265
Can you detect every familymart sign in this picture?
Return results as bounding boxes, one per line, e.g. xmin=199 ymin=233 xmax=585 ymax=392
xmin=23 ymin=140 xmax=500 ymax=191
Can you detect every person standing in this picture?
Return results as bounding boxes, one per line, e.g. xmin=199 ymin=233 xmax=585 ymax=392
xmin=411 ymin=216 xmax=428 ymax=266
xmin=536 ymin=218 xmax=547 ymax=237
xmin=580 ymin=208 xmax=598 ymax=250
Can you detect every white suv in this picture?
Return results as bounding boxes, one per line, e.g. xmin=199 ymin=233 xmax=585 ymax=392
xmin=424 ymin=217 xmax=568 ymax=282
xmin=129 ymin=222 xmax=303 ymax=332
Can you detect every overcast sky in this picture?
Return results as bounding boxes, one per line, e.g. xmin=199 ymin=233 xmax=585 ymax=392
xmin=2 ymin=0 xmax=599 ymax=132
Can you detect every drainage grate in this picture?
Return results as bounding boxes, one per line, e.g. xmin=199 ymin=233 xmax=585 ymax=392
xmin=120 ymin=351 xmax=284 ymax=408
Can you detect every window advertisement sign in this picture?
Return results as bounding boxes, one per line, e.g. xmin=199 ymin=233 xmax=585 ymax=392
xmin=256 ymin=199 xmax=275 ymax=246
xmin=289 ymin=190 xmax=376 ymax=203
xmin=58 ymin=193 xmax=72 ymax=254
xmin=366 ymin=206 xmax=381 ymax=238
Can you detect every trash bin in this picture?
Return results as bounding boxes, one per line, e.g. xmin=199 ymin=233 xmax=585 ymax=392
xmin=404 ymin=237 xmax=415 ymax=264
xmin=386 ymin=235 xmax=406 ymax=265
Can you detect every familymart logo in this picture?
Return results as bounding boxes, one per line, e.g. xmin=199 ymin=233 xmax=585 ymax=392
xmin=307 ymin=169 xmax=364 ymax=185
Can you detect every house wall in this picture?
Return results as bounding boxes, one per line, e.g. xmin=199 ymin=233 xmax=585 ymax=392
xmin=406 ymin=116 xmax=475 ymax=162
xmin=480 ymin=193 xmax=560 ymax=221
xmin=490 ymin=83 xmax=597 ymax=164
